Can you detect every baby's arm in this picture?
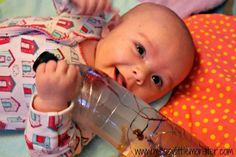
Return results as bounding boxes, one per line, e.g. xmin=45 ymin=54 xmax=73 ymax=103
xmin=24 ymin=60 xmax=84 ymax=156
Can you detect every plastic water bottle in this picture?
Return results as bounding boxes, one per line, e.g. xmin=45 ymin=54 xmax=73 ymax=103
xmin=34 ymin=52 xmax=211 ymax=157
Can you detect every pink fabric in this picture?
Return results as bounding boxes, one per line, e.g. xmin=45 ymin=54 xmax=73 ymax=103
xmin=138 ymin=0 xmax=226 ymax=18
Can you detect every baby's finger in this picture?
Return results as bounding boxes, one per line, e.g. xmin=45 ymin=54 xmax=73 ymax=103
xmin=45 ymin=60 xmax=57 ymax=73
xmin=93 ymin=0 xmax=106 ymax=15
xmin=84 ymin=0 xmax=97 ymax=15
xmin=104 ymin=0 xmax=113 ymax=12
xmin=75 ymin=1 xmax=86 ymax=15
xmin=35 ymin=63 xmax=46 ymax=87
xmin=67 ymin=64 xmax=79 ymax=81
xmin=101 ymin=0 xmax=117 ymax=15
xmin=36 ymin=63 xmax=46 ymax=75
xmin=56 ymin=60 xmax=69 ymax=74
xmin=67 ymin=65 xmax=81 ymax=97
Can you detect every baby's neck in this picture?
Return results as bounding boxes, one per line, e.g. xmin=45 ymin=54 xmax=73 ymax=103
xmin=79 ymin=39 xmax=98 ymax=66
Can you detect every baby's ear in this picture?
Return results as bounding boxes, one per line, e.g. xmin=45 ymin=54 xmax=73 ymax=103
xmin=101 ymin=14 xmax=121 ymax=38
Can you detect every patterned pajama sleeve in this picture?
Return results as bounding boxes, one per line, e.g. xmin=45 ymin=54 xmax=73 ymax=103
xmin=24 ymin=95 xmax=85 ymax=157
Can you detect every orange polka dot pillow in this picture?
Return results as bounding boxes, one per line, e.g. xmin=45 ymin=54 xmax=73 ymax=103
xmin=160 ymin=14 xmax=236 ymax=154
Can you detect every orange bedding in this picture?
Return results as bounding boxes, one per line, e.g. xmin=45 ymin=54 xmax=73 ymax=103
xmin=160 ymin=14 xmax=236 ymax=156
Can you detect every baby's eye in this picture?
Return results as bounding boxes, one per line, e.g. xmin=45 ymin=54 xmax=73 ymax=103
xmin=152 ymin=75 xmax=163 ymax=86
xmin=135 ymin=43 xmax=145 ymax=57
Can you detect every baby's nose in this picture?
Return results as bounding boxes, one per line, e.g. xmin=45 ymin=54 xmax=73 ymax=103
xmin=132 ymin=66 xmax=148 ymax=85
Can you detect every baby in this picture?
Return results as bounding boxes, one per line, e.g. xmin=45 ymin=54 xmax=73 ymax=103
xmin=33 ymin=1 xmax=195 ymax=109
xmin=0 ymin=0 xmax=195 ymax=156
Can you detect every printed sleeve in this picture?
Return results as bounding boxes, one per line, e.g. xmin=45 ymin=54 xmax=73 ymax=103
xmin=53 ymin=0 xmax=80 ymax=15
xmin=24 ymin=95 xmax=82 ymax=157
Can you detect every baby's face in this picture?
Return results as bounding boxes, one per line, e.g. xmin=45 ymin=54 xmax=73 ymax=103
xmin=94 ymin=5 xmax=194 ymax=103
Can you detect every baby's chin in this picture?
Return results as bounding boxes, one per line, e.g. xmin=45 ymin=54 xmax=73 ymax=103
xmin=145 ymin=88 xmax=173 ymax=103
xmin=139 ymin=94 xmax=162 ymax=104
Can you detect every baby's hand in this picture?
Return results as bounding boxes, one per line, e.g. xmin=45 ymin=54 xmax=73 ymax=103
xmin=71 ymin=0 xmax=115 ymax=16
xmin=34 ymin=60 xmax=81 ymax=112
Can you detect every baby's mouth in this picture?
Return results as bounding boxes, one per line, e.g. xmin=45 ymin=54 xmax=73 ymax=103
xmin=114 ymin=67 xmax=127 ymax=88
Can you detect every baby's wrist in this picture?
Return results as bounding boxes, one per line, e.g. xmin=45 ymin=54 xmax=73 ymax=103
xmin=33 ymin=96 xmax=69 ymax=112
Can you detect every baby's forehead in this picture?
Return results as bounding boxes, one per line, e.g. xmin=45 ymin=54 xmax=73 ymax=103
xmin=123 ymin=10 xmax=184 ymax=37
xmin=127 ymin=4 xmax=180 ymax=21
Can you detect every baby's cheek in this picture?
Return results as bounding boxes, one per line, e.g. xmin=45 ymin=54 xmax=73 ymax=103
xmin=134 ymin=87 xmax=161 ymax=103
